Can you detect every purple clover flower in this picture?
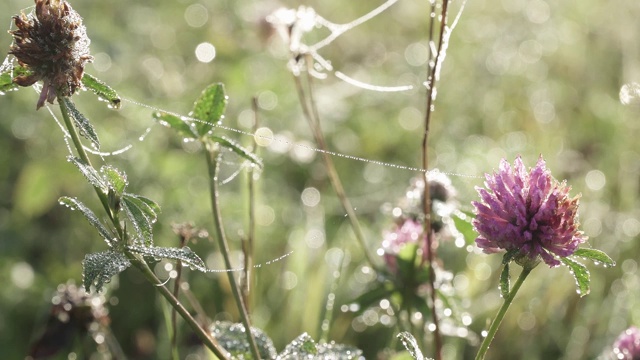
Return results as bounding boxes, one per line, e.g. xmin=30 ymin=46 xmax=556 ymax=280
xmin=381 ymin=219 xmax=426 ymax=274
xmin=472 ymin=156 xmax=587 ymax=268
xmin=612 ymin=326 xmax=640 ymax=360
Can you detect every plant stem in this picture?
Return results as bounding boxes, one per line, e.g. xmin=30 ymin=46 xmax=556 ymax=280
xmin=171 ymin=234 xmax=188 ymax=360
xmin=58 ymin=96 xmax=228 ymax=359
xmin=126 ymin=252 xmax=230 ymax=359
xmin=205 ymin=147 xmax=261 ymax=360
xmin=475 ymin=267 xmax=532 ymax=360
xmin=292 ymin=70 xmax=378 ymax=269
xmin=421 ymin=1 xmax=451 ymax=358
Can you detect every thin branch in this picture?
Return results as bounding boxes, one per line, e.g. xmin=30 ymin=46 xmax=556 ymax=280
xmin=422 ymin=1 xmax=453 ymax=359
xmin=292 ymin=68 xmax=379 ymax=269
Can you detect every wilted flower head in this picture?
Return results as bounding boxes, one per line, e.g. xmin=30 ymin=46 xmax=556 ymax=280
xmin=381 ymin=219 xmax=427 ymax=274
xmin=612 ymin=326 xmax=640 ymax=360
xmin=472 ymin=156 xmax=586 ymax=268
xmin=8 ymin=0 xmax=93 ymax=109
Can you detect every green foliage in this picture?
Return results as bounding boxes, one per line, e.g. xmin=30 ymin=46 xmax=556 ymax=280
xmin=81 ymin=73 xmax=121 ymax=109
xmin=59 ymin=196 xmax=114 ymax=247
xmin=573 ymin=248 xmax=616 ymax=267
xmin=450 ymin=210 xmax=476 ymax=245
xmin=126 ymin=245 xmax=206 ymax=271
xmin=82 ymin=250 xmax=131 ymax=292
xmin=60 ymin=97 xmax=100 ymax=149
xmin=0 ymin=63 xmax=29 ymax=93
xmin=191 ymin=83 xmax=227 ymax=137
xmin=396 ymin=332 xmax=427 ymax=360
xmin=561 ymin=257 xmax=591 ymax=297
xmin=121 ymin=194 xmax=158 ymax=245
xmin=211 ymin=321 xmax=278 ymax=359
xmin=499 ymin=262 xmax=510 ymax=299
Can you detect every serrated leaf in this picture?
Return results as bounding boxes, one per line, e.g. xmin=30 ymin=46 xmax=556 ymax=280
xmin=210 ymin=135 xmax=263 ymax=169
xmin=101 ymin=165 xmax=128 ymax=196
xmin=500 ymin=263 xmax=510 ymax=299
xmin=127 ymin=245 xmax=206 ymax=271
xmin=81 ymin=73 xmax=121 ymax=109
xmin=210 ymin=321 xmax=277 ymax=360
xmin=450 ymin=210 xmax=476 ymax=245
xmin=561 ymin=257 xmax=590 ymax=297
xmin=396 ymin=332 xmax=425 ymax=360
xmin=59 ymin=196 xmax=115 ymax=247
xmin=68 ymin=157 xmax=106 ymax=191
xmin=60 ymin=97 xmax=100 ymax=149
xmin=278 ymin=333 xmax=317 ymax=359
xmin=191 ymin=83 xmax=227 ymax=137
xmin=573 ymin=248 xmax=616 ymax=267
xmin=317 ymin=342 xmax=363 ymax=360
xmin=152 ymin=111 xmax=197 ymax=139
xmin=121 ymin=196 xmax=153 ymax=245
xmin=83 ymin=250 xmax=131 ymax=292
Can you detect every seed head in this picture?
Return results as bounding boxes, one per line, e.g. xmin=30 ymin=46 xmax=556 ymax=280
xmin=8 ymin=0 xmax=93 ymax=109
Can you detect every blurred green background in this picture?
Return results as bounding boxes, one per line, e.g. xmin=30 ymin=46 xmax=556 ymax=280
xmin=0 ymin=0 xmax=639 ymax=359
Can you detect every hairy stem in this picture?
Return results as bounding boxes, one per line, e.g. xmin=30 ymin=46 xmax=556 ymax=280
xmin=58 ymin=96 xmax=228 ymax=359
xmin=205 ymin=147 xmax=261 ymax=360
xmin=475 ymin=267 xmax=532 ymax=360
xmin=293 ymin=70 xmax=378 ymax=268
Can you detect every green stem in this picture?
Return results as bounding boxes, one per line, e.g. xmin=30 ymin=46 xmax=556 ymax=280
xmin=126 ymin=252 xmax=229 ymax=359
xmin=205 ymin=147 xmax=261 ymax=360
xmin=58 ymin=96 xmax=228 ymax=359
xmin=475 ymin=267 xmax=532 ymax=360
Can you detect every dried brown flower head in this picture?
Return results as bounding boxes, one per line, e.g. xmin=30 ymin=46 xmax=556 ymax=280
xmin=8 ymin=0 xmax=93 ymax=109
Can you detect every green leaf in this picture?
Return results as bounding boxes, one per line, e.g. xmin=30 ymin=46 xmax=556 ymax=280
xmin=450 ymin=209 xmax=476 ymax=245
xmin=210 ymin=321 xmax=277 ymax=360
xmin=278 ymin=333 xmax=318 ymax=359
xmin=191 ymin=83 xmax=227 ymax=137
xmin=123 ymin=194 xmax=160 ymax=221
xmin=210 ymin=135 xmax=263 ymax=169
xmin=68 ymin=157 xmax=106 ymax=191
xmin=101 ymin=165 xmax=128 ymax=196
xmin=573 ymin=248 xmax=616 ymax=267
xmin=81 ymin=73 xmax=122 ymax=109
xmin=127 ymin=245 xmax=206 ymax=271
xmin=152 ymin=111 xmax=197 ymax=139
xmin=121 ymin=195 xmax=154 ymax=245
xmin=396 ymin=332 xmax=425 ymax=360
xmin=351 ymin=284 xmax=393 ymax=315
xmin=561 ymin=257 xmax=590 ymax=297
xmin=500 ymin=263 xmax=510 ymax=299
xmin=0 ymin=64 xmax=30 ymax=93
xmin=83 ymin=250 xmax=131 ymax=292
xmin=59 ymin=196 xmax=115 ymax=247
xmin=61 ymin=97 xmax=100 ymax=149
xmin=317 ymin=342 xmax=363 ymax=359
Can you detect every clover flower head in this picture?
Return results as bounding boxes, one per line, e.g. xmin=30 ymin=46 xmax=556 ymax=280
xmin=612 ymin=326 xmax=640 ymax=360
xmin=472 ymin=156 xmax=587 ymax=268
xmin=9 ymin=0 xmax=93 ymax=109
xmin=381 ymin=219 xmax=426 ymax=274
